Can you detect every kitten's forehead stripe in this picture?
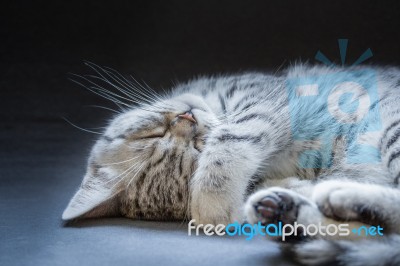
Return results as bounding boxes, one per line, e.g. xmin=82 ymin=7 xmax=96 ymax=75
xmin=148 ymin=144 xmax=157 ymax=157
xmin=118 ymin=136 xmax=194 ymax=220
xmin=152 ymin=150 xmax=167 ymax=166
xmin=178 ymin=154 xmax=184 ymax=176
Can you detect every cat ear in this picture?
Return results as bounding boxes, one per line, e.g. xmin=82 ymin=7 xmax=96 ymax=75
xmin=62 ymin=172 xmax=121 ymax=220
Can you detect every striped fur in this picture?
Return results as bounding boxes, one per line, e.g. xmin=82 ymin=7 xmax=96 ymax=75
xmin=63 ymin=64 xmax=400 ymax=265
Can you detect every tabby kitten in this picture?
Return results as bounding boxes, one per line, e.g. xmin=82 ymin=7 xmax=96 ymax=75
xmin=63 ymin=63 xmax=400 ymax=266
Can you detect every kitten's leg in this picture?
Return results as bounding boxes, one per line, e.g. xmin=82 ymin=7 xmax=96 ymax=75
xmin=244 ymin=177 xmax=373 ymax=241
xmin=313 ymin=180 xmax=400 ymax=233
xmin=189 ymin=122 xmax=287 ymax=225
xmin=293 ymin=179 xmax=400 ymax=266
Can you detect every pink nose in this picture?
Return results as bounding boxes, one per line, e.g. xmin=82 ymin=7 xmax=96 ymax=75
xmin=178 ymin=111 xmax=196 ymax=123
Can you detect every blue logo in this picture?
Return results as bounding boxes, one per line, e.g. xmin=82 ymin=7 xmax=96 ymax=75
xmin=286 ymin=39 xmax=381 ymax=168
xmin=315 ymin=39 xmax=373 ymax=67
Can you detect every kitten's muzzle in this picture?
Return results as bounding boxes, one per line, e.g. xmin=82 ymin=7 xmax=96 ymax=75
xmin=178 ymin=111 xmax=196 ymax=124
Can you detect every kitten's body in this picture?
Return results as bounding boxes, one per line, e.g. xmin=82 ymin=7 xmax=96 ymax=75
xmin=64 ymin=64 xmax=400 ymax=265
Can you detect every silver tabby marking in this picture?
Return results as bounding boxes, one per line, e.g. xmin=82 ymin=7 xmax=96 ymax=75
xmin=64 ymin=63 xmax=400 ymax=266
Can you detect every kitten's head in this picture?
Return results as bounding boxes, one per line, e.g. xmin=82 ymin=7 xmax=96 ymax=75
xmin=62 ymin=93 xmax=217 ymax=221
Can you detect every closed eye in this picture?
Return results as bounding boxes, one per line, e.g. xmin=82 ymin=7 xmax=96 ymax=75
xmin=139 ymin=133 xmax=165 ymax=139
xmin=137 ymin=128 xmax=167 ymax=140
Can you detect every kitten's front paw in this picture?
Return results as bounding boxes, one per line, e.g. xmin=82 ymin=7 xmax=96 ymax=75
xmin=245 ymin=187 xmax=312 ymax=225
xmin=245 ymin=187 xmax=319 ymax=241
xmin=190 ymin=189 xmax=243 ymax=226
xmin=313 ymin=180 xmax=382 ymax=224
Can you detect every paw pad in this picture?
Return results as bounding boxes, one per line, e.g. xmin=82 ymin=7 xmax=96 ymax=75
xmin=254 ymin=191 xmax=296 ymax=225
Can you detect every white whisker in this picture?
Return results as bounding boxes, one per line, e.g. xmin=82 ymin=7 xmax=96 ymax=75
xmin=85 ymin=105 xmax=122 ymax=114
xmin=62 ymin=117 xmax=103 ymax=135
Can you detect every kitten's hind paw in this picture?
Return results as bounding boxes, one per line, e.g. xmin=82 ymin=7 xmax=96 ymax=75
xmin=312 ymin=180 xmax=394 ymax=227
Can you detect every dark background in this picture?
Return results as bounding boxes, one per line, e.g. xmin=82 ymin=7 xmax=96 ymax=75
xmin=2 ymin=0 xmax=400 ymax=126
xmin=1 ymin=1 xmax=400 ymax=265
